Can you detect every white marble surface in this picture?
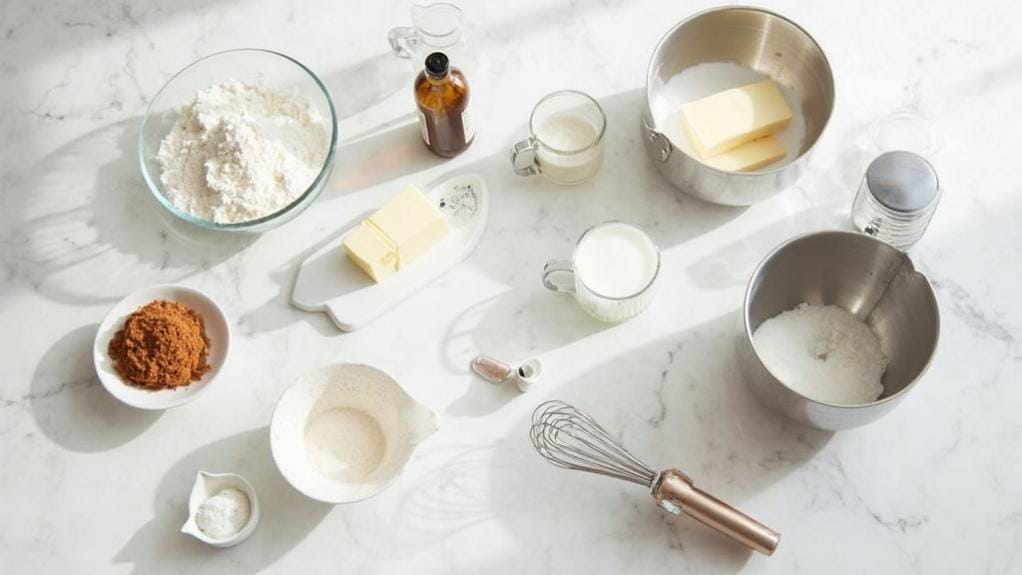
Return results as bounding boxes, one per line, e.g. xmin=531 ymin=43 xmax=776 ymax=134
xmin=1 ymin=0 xmax=1020 ymax=573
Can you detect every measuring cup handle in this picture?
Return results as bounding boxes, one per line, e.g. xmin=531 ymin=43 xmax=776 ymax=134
xmin=388 ymin=26 xmax=418 ymax=59
xmin=653 ymin=469 xmax=780 ymax=556
xmin=511 ymin=137 xmax=540 ymax=176
xmin=542 ymin=258 xmax=575 ymax=294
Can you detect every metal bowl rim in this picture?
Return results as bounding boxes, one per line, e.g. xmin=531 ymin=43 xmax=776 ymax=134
xmin=741 ymin=230 xmax=941 ymax=410
xmin=643 ymin=5 xmax=836 ymax=176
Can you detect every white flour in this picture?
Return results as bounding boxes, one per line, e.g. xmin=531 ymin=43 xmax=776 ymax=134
xmin=157 ymin=80 xmax=329 ymax=224
xmin=753 ymin=303 xmax=889 ymax=405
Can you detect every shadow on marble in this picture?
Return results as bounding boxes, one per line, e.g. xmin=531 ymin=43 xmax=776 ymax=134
xmin=686 ymin=138 xmax=875 ymax=291
xmin=315 ymin=442 xmax=542 ymax=559
xmin=682 ymin=201 xmax=837 ymax=292
xmin=321 ymin=51 xmax=409 ymax=122
xmin=114 ymin=427 xmax=331 ymax=574
xmin=325 ymin=113 xmax=445 ymax=199
xmin=3 ymin=117 xmax=246 ymax=306
xmin=237 ymin=210 xmax=375 ymax=337
xmin=441 ymin=290 xmax=610 ymax=417
xmin=482 ymin=311 xmax=831 ymax=571
xmin=29 ymin=323 xmax=161 ymax=452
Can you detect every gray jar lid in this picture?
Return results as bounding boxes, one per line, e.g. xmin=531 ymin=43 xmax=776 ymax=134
xmin=865 ymin=151 xmax=940 ymax=212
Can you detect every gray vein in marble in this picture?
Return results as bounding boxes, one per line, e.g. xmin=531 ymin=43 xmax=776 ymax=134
xmin=0 ymin=375 xmax=92 ymax=411
xmin=932 ymin=276 xmax=1014 ymax=343
xmin=867 ymin=510 xmax=928 ymax=534
xmin=647 ymin=343 xmax=683 ymax=429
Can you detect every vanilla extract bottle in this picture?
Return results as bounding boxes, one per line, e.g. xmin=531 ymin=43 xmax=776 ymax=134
xmin=415 ymin=51 xmax=474 ymax=157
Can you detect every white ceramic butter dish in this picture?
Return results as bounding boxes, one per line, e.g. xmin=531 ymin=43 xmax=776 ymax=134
xmin=291 ymin=173 xmax=490 ymax=331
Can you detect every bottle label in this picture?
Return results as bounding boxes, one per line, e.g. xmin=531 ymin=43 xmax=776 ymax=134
xmin=461 ymin=102 xmax=475 ymax=143
xmin=418 ymin=109 xmax=430 ymax=145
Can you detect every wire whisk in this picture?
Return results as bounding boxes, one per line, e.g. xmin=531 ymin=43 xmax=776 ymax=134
xmin=529 ymin=400 xmax=781 ymax=556
xmin=530 ymin=400 xmax=657 ymax=486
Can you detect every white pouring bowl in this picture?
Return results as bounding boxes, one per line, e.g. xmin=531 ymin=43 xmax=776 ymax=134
xmin=181 ymin=470 xmax=260 ymax=548
xmin=93 ymin=284 xmax=231 ymax=410
xmin=270 ymin=363 xmax=438 ymax=504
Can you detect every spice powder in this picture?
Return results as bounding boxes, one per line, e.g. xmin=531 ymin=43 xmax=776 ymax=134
xmin=108 ymin=300 xmax=211 ymax=390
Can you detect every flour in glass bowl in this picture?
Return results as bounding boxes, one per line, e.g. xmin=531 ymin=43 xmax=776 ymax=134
xmin=157 ymin=79 xmax=330 ymax=224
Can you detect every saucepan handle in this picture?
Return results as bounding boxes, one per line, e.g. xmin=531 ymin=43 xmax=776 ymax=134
xmin=653 ymin=469 xmax=780 ymax=556
xmin=642 ymin=114 xmax=672 ymax=163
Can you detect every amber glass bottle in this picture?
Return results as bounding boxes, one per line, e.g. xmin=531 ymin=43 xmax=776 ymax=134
xmin=415 ymin=52 xmax=474 ymax=158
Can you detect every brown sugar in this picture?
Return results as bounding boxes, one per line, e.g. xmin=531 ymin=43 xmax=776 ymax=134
xmin=108 ymin=300 xmax=211 ymax=390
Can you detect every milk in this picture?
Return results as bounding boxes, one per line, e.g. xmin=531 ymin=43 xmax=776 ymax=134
xmin=574 ymin=223 xmax=658 ymax=298
xmin=535 ymin=112 xmax=603 ymax=185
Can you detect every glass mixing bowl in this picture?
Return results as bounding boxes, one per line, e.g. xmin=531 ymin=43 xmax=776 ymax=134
xmin=139 ymin=49 xmax=338 ymax=233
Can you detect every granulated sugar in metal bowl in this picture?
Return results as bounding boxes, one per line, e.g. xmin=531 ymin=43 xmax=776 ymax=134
xmin=752 ymin=303 xmax=889 ymax=405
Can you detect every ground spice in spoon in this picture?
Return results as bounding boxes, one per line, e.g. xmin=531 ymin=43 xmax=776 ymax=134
xmin=108 ymin=300 xmax=211 ymax=390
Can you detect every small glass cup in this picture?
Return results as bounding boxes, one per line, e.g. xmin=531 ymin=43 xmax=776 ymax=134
xmin=851 ymin=151 xmax=941 ymax=251
xmin=542 ymin=222 xmax=660 ymax=322
xmin=388 ymin=2 xmax=474 ymax=73
xmin=511 ymin=90 xmax=606 ymax=185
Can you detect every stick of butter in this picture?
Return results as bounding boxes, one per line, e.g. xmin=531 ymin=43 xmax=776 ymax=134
xmin=702 ymin=135 xmax=785 ymax=172
xmin=681 ymin=79 xmax=792 ymax=159
xmin=343 ymin=185 xmax=449 ymax=282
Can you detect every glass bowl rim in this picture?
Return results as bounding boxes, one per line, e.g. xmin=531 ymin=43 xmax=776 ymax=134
xmin=138 ymin=48 xmax=339 ymax=231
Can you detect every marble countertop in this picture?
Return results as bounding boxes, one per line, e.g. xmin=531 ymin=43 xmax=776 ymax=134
xmin=2 ymin=0 xmax=1020 ymax=573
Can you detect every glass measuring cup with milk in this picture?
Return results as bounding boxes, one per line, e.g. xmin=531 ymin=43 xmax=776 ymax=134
xmin=512 ymin=90 xmax=606 ymax=185
xmin=543 ymin=222 xmax=660 ymax=322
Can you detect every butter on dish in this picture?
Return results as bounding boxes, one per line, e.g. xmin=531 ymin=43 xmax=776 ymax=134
xmin=343 ymin=185 xmax=449 ymax=282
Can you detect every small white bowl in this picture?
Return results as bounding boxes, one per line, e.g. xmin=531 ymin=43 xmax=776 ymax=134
xmin=93 ymin=284 xmax=231 ymax=410
xmin=181 ymin=471 xmax=260 ymax=548
xmin=270 ymin=363 xmax=438 ymax=504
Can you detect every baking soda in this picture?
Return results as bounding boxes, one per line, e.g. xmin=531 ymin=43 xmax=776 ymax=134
xmin=195 ymin=487 xmax=250 ymax=540
xmin=752 ymin=303 xmax=888 ymax=405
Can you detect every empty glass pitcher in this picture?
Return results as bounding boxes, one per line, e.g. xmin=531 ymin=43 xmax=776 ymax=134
xmin=388 ymin=2 xmax=474 ymax=72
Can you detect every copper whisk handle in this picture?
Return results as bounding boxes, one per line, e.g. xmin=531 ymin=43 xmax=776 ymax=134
xmin=653 ymin=469 xmax=781 ymax=556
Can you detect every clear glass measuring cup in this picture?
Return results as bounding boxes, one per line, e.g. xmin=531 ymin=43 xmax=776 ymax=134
xmin=511 ymin=90 xmax=607 ymax=185
xmin=388 ymin=2 xmax=473 ymax=72
xmin=542 ymin=221 xmax=660 ymax=322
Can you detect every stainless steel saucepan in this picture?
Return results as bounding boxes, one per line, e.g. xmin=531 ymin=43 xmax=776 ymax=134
xmin=642 ymin=7 xmax=836 ymax=206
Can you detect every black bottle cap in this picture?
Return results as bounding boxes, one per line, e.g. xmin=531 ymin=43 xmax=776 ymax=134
xmin=424 ymin=52 xmax=449 ymax=78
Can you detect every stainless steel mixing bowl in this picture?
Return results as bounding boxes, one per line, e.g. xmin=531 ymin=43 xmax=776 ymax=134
xmin=642 ymin=7 xmax=835 ymax=206
xmin=736 ymin=231 xmax=940 ymax=430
